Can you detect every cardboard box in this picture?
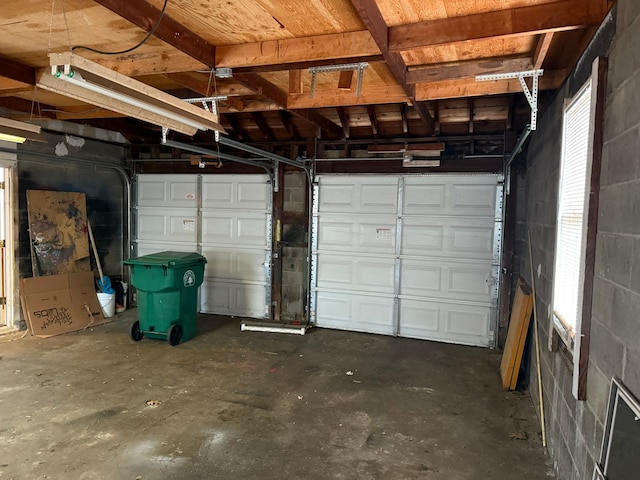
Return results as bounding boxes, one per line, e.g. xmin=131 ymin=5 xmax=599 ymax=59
xmin=20 ymin=271 xmax=107 ymax=338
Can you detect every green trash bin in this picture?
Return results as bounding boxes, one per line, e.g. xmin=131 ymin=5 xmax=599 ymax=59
xmin=124 ymin=251 xmax=207 ymax=346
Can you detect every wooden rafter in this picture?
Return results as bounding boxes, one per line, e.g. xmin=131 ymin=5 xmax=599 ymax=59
xmin=278 ymin=111 xmax=299 ymax=140
xmin=234 ymin=73 xmax=342 ymax=138
xmin=289 ymin=70 xmax=303 ymax=95
xmin=0 ymin=97 xmax=56 ymax=119
xmin=400 ymin=103 xmax=409 ymax=136
xmin=223 ymin=113 xmax=245 ymax=140
xmin=0 ymin=55 xmax=35 ymax=85
xmin=252 ymin=112 xmax=275 ymax=140
xmin=367 ymin=105 xmax=379 ymax=137
xmin=534 ymin=33 xmax=555 ymax=69
xmin=388 ymin=0 xmax=608 ymax=52
xmin=93 ymin=0 xmax=217 ymax=66
xmin=406 ymin=57 xmax=533 ymax=84
xmin=166 ymin=73 xmax=254 ymax=97
xmin=350 ymin=0 xmax=435 ymax=133
xmin=336 ymin=107 xmax=350 ymax=139
xmin=338 ymin=70 xmax=354 ymax=90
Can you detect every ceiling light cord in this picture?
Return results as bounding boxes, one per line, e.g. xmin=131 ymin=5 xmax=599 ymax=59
xmin=71 ymin=0 xmax=169 ymax=56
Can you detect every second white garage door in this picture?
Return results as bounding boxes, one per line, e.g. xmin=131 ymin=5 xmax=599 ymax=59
xmin=135 ymin=174 xmax=271 ymax=319
xmin=312 ymin=174 xmax=502 ymax=347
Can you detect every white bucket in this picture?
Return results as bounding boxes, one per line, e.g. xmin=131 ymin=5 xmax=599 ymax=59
xmin=97 ymin=292 xmax=116 ymax=318
xmin=116 ymin=281 xmax=128 ymax=313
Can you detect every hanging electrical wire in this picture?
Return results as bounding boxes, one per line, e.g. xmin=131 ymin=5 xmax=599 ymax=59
xmin=71 ymin=0 xmax=169 ymax=55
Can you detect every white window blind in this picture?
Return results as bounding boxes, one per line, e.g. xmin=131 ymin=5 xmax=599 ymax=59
xmin=552 ymin=81 xmax=593 ymax=337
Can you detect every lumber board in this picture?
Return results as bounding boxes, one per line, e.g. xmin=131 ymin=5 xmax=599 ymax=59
xmin=500 ymin=279 xmax=534 ymax=390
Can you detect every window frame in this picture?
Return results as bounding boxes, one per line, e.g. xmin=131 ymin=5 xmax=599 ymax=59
xmin=550 ymin=57 xmax=607 ymax=401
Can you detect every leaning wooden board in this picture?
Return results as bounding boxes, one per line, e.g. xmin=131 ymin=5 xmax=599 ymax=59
xmin=500 ymin=279 xmax=534 ymax=390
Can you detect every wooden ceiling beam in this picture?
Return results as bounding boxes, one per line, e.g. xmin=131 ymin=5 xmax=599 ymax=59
xmin=166 ymin=73 xmax=254 ymax=97
xmin=223 ymin=113 xmax=245 ymax=140
xmin=216 ymin=31 xmax=380 ymax=69
xmin=336 ymin=107 xmax=350 ymax=139
xmin=234 ymin=73 xmax=342 ymax=138
xmin=92 ymin=0 xmax=217 ymax=66
xmin=414 ymin=69 xmax=566 ymax=101
xmin=534 ymin=33 xmax=555 ymax=69
xmin=367 ymin=105 xmax=379 ymax=137
xmin=388 ymin=0 xmax=608 ymax=52
xmin=289 ymin=70 xmax=303 ymax=95
xmin=350 ymin=0 xmax=434 ymax=133
xmin=287 ymin=84 xmax=407 ymax=108
xmin=278 ymin=111 xmax=299 ymax=140
xmin=98 ymin=51 xmax=206 ymax=77
xmin=232 ymin=56 xmax=385 ymax=74
xmin=0 ymin=97 xmax=56 ymax=119
xmin=406 ymin=57 xmax=533 ymax=84
xmin=0 ymin=56 xmax=35 ymax=85
xmin=251 ymin=112 xmax=275 ymax=141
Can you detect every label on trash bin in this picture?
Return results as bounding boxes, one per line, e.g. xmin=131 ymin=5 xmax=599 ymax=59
xmin=183 ymin=270 xmax=196 ymax=287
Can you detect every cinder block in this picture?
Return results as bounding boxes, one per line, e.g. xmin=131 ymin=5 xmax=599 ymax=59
xmin=591 ymin=276 xmax=614 ymax=327
xmin=619 ymin=0 xmax=640 ymax=30
xmin=586 ymin=363 xmax=611 ymax=423
xmin=589 ymin=319 xmax=625 ymax=380
xmin=577 ymin=402 xmax=598 ymax=457
xmin=630 ymin=237 xmax=640 ymax=293
xmin=610 ymin=286 xmax=640 ymax=348
xmin=601 ymin=127 xmax=640 ymax=187
xmin=595 ymin=233 xmax=633 ymax=288
xmin=623 ymin=349 xmax=640 ymax=396
xmin=604 ymin=91 xmax=629 ymax=141
xmin=284 ymin=172 xmax=306 ymax=189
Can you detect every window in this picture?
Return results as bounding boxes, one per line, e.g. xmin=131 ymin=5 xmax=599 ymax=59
xmin=551 ymin=57 xmax=606 ymax=400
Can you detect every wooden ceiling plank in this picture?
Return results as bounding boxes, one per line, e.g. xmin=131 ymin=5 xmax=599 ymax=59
xmin=388 ymin=0 xmax=608 ymax=52
xmin=534 ymin=33 xmax=555 ymax=69
xmin=406 ymin=57 xmax=533 ymax=84
xmin=414 ymin=69 xmax=566 ymax=101
xmin=224 ymin=97 xmax=246 ymax=112
xmin=0 ymin=56 xmax=35 ymax=85
xmin=216 ymin=31 xmax=380 ymax=69
xmin=92 ymin=0 xmax=217 ymax=66
xmin=350 ymin=0 xmax=434 ymax=133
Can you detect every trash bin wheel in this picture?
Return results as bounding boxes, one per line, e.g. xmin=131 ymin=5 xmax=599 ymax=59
xmin=167 ymin=323 xmax=182 ymax=346
xmin=129 ymin=321 xmax=143 ymax=342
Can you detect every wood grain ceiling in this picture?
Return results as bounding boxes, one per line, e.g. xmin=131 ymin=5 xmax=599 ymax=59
xmin=0 ymin=0 xmax=613 ymax=153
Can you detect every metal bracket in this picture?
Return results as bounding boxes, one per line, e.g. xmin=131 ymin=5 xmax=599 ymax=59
xmin=476 ymin=69 xmax=543 ymax=130
xmin=308 ymin=62 xmax=369 ymax=98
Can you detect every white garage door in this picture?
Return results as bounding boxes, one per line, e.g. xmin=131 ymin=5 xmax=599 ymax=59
xmin=312 ymin=174 xmax=502 ymax=347
xmin=135 ymin=174 xmax=271 ymax=319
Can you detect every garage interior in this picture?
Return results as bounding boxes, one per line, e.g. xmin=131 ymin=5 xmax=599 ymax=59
xmin=0 ymin=0 xmax=638 ymax=479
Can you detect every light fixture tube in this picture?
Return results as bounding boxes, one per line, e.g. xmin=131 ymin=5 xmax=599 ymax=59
xmin=37 ymin=52 xmax=225 ymax=137
xmin=0 ymin=117 xmax=46 ymax=143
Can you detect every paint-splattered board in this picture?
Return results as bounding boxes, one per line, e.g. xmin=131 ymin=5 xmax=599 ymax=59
xmin=27 ymin=190 xmax=90 ymax=276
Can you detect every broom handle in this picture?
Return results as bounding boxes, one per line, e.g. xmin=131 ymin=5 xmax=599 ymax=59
xmin=87 ymin=219 xmax=104 ymax=286
xmin=528 ymin=231 xmax=547 ymax=448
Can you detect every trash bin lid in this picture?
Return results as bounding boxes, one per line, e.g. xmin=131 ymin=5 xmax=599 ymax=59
xmin=124 ymin=251 xmax=206 ymax=267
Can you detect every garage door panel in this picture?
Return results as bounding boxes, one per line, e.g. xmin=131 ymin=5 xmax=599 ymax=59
xmin=317 ymin=254 xmax=395 ymax=293
xmin=314 ymin=173 xmax=500 ymax=347
xmin=402 ymin=218 xmax=494 ymax=259
xmin=201 ymin=212 xmax=268 ymax=246
xmin=136 ymin=241 xmax=197 ymax=257
xmin=136 ymin=208 xmax=197 ymax=243
xmin=318 ymin=216 xmax=396 ymax=254
xmin=315 ymin=291 xmax=394 ymax=335
xmin=137 ymin=174 xmax=197 ymax=208
xmin=403 ymin=176 xmax=496 ymax=217
xmin=202 ymin=175 xmax=269 ymax=210
xmin=399 ymin=299 xmax=490 ymax=346
xmin=200 ymin=246 xmax=266 ymax=283
xmin=200 ymin=280 xmax=266 ymax=318
xmin=318 ymin=177 xmax=398 ymax=215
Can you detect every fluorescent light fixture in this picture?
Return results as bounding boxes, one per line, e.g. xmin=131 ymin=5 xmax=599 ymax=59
xmin=0 ymin=117 xmax=46 ymax=143
xmin=37 ymin=52 xmax=225 ymax=136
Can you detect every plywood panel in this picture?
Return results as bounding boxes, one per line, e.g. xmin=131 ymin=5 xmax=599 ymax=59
xmin=500 ymin=279 xmax=534 ymax=390
xmin=27 ymin=190 xmax=90 ymax=276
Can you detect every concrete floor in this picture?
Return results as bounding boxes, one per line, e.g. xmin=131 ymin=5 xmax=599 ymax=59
xmin=0 ymin=310 xmax=553 ymax=480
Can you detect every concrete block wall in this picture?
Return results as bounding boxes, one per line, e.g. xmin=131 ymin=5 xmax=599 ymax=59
xmin=281 ymin=171 xmax=307 ymax=321
xmin=14 ymin=132 xmax=127 ymax=329
xmin=513 ymin=2 xmax=640 ymax=479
